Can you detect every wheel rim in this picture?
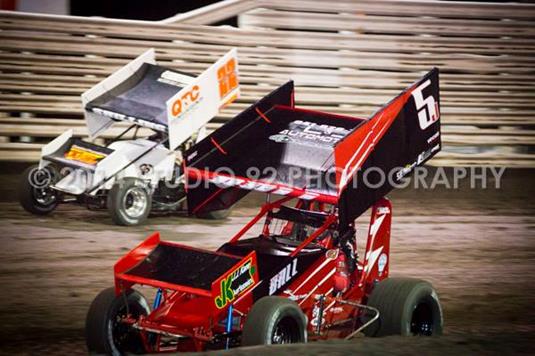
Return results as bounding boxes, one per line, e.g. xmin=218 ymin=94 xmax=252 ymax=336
xmin=410 ymin=301 xmax=434 ymax=336
xmin=30 ymin=169 xmax=56 ymax=206
xmin=107 ymin=304 xmax=144 ymax=354
xmin=271 ymin=316 xmax=301 ymax=344
xmin=123 ymin=187 xmax=147 ymax=218
xmin=33 ymin=187 xmax=56 ymax=206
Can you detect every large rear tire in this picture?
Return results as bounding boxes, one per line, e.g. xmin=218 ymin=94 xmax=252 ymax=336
xmin=107 ymin=178 xmax=152 ymax=226
xmin=242 ymin=296 xmax=307 ymax=346
xmin=18 ymin=164 xmax=59 ymax=215
xmin=363 ymin=277 xmax=443 ymax=337
xmin=86 ymin=287 xmax=150 ymax=355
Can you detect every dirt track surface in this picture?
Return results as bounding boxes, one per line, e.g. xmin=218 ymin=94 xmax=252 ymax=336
xmin=0 ymin=167 xmax=534 ymax=355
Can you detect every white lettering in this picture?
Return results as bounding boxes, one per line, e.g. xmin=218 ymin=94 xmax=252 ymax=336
xmin=269 ymin=259 xmax=299 ymax=295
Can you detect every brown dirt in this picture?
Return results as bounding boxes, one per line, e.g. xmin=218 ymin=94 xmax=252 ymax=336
xmin=0 ymin=166 xmax=534 ymax=355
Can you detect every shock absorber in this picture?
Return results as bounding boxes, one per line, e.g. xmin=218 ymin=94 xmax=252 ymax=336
xmin=333 ymin=251 xmax=350 ymax=294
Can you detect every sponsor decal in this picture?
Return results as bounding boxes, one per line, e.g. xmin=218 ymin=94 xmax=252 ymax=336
xmin=331 ymin=306 xmax=344 ymax=314
xmin=204 ymin=174 xmax=328 ymax=200
xmin=269 ymin=134 xmax=293 ymax=143
xmin=269 ymin=259 xmax=298 ymax=295
xmin=378 ymin=253 xmax=388 ymax=276
xmin=310 ymin=304 xmax=326 ymax=327
xmin=171 ymin=85 xmax=201 ymax=118
xmin=208 ymin=175 xmax=276 ymax=192
xmin=214 ymin=256 xmax=257 ymax=309
xmin=283 ymin=290 xmax=308 ymax=301
xmin=269 ymin=120 xmax=350 ymax=148
xmin=377 ymin=206 xmax=390 ymax=215
xmin=187 ymin=150 xmax=198 ymax=161
xmin=396 ymin=144 xmax=440 ymax=181
xmin=64 ymin=145 xmax=106 ymax=165
xmin=217 ymin=57 xmax=238 ymax=100
xmin=412 ymin=79 xmax=439 ymax=130
xmin=427 ymin=131 xmax=440 ymax=144
xmin=325 ymin=249 xmax=339 ymax=261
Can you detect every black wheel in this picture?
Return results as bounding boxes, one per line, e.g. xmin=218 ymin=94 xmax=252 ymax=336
xmin=242 ymin=296 xmax=307 ymax=346
xmin=107 ymin=178 xmax=152 ymax=226
xmin=363 ymin=277 xmax=443 ymax=337
xmin=18 ymin=164 xmax=59 ymax=215
xmin=86 ymin=287 xmax=150 ymax=355
xmin=195 ymin=208 xmax=231 ymax=220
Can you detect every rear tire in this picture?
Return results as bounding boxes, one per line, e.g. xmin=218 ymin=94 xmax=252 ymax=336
xmin=86 ymin=287 xmax=150 ymax=355
xmin=18 ymin=164 xmax=59 ymax=215
xmin=108 ymin=178 xmax=152 ymax=226
xmin=195 ymin=208 xmax=231 ymax=220
xmin=242 ymin=296 xmax=307 ymax=346
xmin=363 ymin=277 xmax=443 ymax=337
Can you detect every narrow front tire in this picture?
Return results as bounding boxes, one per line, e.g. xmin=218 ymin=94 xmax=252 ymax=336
xmin=242 ymin=296 xmax=307 ymax=346
xmin=18 ymin=164 xmax=59 ymax=215
xmin=107 ymin=178 xmax=152 ymax=226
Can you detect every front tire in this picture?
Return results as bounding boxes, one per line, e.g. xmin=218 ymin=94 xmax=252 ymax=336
xmin=86 ymin=287 xmax=150 ymax=355
xmin=107 ymin=178 xmax=152 ymax=226
xmin=242 ymin=296 xmax=307 ymax=346
xmin=363 ymin=277 xmax=443 ymax=337
xmin=18 ymin=164 xmax=59 ymax=215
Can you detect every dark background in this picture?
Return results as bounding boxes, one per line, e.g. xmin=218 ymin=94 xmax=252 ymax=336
xmin=70 ymin=0 xmax=237 ymax=25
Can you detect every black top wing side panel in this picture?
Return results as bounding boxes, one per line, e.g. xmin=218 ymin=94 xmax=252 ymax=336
xmin=184 ymin=81 xmax=294 ymax=214
xmin=337 ymin=68 xmax=441 ymax=226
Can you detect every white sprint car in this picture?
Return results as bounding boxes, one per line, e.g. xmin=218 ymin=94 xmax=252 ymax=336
xmin=19 ymin=48 xmax=239 ymax=225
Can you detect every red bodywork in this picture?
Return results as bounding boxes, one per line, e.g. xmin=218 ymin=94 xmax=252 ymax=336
xmin=113 ymin=196 xmax=392 ymax=352
xmin=110 ymin=68 xmax=439 ymax=352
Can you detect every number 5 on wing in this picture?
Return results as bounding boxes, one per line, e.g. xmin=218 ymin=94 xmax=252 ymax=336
xmin=412 ymin=79 xmax=439 ymax=130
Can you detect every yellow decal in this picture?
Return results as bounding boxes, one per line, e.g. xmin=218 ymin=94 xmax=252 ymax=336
xmin=64 ymin=145 xmax=105 ymax=165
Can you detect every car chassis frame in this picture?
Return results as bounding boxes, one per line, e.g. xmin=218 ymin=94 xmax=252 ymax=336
xmin=112 ymin=194 xmax=391 ymax=352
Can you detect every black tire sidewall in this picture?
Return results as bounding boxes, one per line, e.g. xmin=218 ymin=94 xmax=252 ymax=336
xmin=242 ymin=297 xmax=307 ymax=346
xmin=365 ymin=278 xmax=443 ymax=337
xmin=108 ymin=178 xmax=152 ymax=226
xmin=399 ymin=283 xmax=443 ymax=336
xmin=263 ymin=304 xmax=306 ymax=344
xmin=18 ymin=164 xmax=59 ymax=215
xmin=86 ymin=287 xmax=150 ymax=355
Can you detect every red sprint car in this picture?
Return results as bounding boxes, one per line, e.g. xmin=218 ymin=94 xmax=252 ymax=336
xmin=86 ymin=68 xmax=443 ymax=354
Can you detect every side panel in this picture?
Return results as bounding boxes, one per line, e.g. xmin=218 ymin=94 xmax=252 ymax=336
xmin=252 ymin=253 xmax=329 ymax=302
xmin=335 ymin=68 xmax=440 ymax=226
xmin=39 ymin=129 xmax=73 ymax=169
xmin=185 ymin=81 xmax=294 ymax=214
xmin=114 ymin=232 xmax=161 ymax=294
xmin=85 ymin=139 xmax=172 ymax=194
xmin=166 ymin=48 xmax=240 ymax=151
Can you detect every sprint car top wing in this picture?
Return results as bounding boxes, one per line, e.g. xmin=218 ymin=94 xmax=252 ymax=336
xmin=185 ymin=69 xmax=440 ymax=224
xmin=82 ymin=48 xmax=239 ymax=150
